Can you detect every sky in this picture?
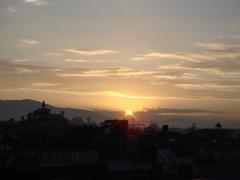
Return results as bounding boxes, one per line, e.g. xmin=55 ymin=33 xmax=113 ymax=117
xmin=0 ymin=0 xmax=240 ymax=113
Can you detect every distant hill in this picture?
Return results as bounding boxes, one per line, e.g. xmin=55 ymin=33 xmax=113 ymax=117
xmin=0 ymin=99 xmax=239 ymax=128
xmin=0 ymin=99 xmax=110 ymax=123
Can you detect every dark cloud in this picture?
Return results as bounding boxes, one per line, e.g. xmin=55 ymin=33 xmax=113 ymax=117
xmin=144 ymin=108 xmax=222 ymax=114
xmin=134 ymin=108 xmax=240 ymax=128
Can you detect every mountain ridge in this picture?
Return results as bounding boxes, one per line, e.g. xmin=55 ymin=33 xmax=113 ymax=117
xmin=0 ymin=99 xmax=110 ymax=122
xmin=1 ymin=99 xmax=240 ymax=128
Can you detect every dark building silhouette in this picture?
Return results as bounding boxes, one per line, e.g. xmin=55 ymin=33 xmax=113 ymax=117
xmin=101 ymin=119 xmax=128 ymax=137
xmin=1 ymin=102 xmax=240 ymax=180
xmin=162 ymin=125 xmax=169 ymax=134
xmin=26 ymin=101 xmax=69 ymax=127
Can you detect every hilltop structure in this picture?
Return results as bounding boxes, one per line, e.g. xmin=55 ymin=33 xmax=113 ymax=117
xmin=26 ymin=101 xmax=69 ymax=127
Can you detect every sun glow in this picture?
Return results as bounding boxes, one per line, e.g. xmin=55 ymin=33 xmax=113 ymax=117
xmin=125 ymin=110 xmax=133 ymax=117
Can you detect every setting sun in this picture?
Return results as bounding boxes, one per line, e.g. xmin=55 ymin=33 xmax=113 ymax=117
xmin=125 ymin=110 xmax=133 ymax=117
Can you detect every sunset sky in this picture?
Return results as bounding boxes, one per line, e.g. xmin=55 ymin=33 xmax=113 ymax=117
xmin=1 ymin=0 xmax=240 ymax=112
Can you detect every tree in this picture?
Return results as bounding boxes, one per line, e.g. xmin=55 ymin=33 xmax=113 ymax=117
xmin=87 ymin=116 xmax=91 ymax=126
xmin=71 ymin=116 xmax=84 ymax=125
xmin=189 ymin=123 xmax=197 ymax=133
xmin=215 ymin=122 xmax=222 ymax=130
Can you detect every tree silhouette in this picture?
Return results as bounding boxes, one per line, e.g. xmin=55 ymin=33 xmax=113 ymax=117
xmin=148 ymin=122 xmax=159 ymax=131
xmin=189 ymin=123 xmax=197 ymax=133
xmin=215 ymin=122 xmax=222 ymax=130
xmin=87 ymin=116 xmax=91 ymax=126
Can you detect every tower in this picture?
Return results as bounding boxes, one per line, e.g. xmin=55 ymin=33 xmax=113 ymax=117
xmin=42 ymin=101 xmax=46 ymax=108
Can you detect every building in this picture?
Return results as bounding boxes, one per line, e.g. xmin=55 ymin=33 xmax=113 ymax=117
xmin=101 ymin=119 xmax=128 ymax=137
xmin=26 ymin=101 xmax=69 ymax=127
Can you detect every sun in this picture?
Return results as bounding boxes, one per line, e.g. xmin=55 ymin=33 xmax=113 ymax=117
xmin=125 ymin=110 xmax=133 ymax=117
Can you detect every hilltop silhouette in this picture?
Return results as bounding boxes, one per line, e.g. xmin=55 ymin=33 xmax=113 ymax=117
xmin=0 ymin=99 xmax=240 ymax=128
xmin=0 ymin=99 xmax=109 ymax=122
